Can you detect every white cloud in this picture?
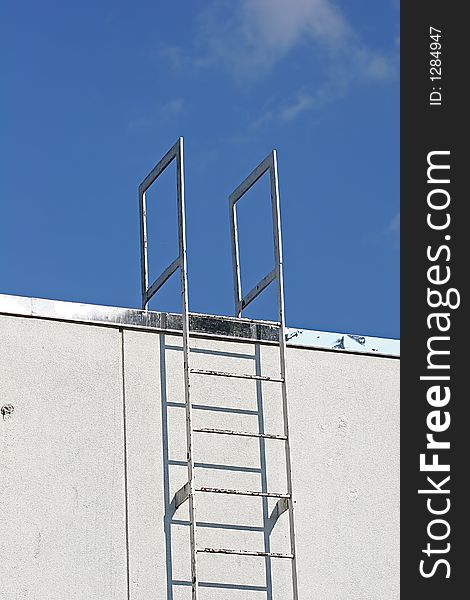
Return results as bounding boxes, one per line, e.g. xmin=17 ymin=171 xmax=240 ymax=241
xmin=280 ymin=92 xmax=316 ymax=121
xmin=193 ymin=0 xmax=354 ymax=76
xmin=157 ymin=1 xmax=397 ymax=125
xmin=361 ymin=51 xmax=397 ymax=81
xmin=280 ymin=89 xmax=328 ymax=121
xmin=253 ymin=48 xmax=392 ymax=126
xmin=192 ymin=0 xmax=396 ymax=82
xmin=239 ymin=0 xmax=351 ymax=56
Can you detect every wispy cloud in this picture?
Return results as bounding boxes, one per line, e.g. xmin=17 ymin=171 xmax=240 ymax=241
xmin=157 ymin=0 xmax=397 ymax=125
xmin=275 ymin=81 xmax=342 ymax=123
xmin=239 ymin=0 xmax=351 ymax=51
xmin=254 ymin=48 xmax=395 ymax=127
xmin=191 ymin=0 xmax=396 ymax=81
xmin=280 ymin=91 xmax=318 ymax=121
xmin=192 ymin=0 xmax=353 ymax=76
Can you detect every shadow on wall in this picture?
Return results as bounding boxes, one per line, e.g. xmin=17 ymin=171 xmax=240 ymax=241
xmin=159 ymin=334 xmax=278 ymax=598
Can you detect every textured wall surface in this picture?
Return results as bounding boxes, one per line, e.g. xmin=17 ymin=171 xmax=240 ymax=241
xmin=0 ymin=316 xmax=127 ymax=600
xmin=0 ymin=313 xmax=399 ymax=599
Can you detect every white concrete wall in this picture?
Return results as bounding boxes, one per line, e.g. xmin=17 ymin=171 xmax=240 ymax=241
xmin=0 ymin=313 xmax=399 ymax=599
xmin=0 ymin=316 xmax=127 ymax=600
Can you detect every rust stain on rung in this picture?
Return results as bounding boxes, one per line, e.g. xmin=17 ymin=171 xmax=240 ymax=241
xmin=190 ymin=368 xmax=284 ymax=383
xmin=197 ymin=547 xmax=294 ymax=559
xmin=196 ymin=487 xmax=289 ymax=499
xmin=193 ymin=427 xmax=287 ymax=440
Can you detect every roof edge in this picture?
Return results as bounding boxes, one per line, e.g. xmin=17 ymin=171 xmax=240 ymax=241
xmin=0 ymin=293 xmax=399 ymax=358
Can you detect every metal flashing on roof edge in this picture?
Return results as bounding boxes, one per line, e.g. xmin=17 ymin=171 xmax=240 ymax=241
xmin=0 ymin=293 xmax=400 ymax=357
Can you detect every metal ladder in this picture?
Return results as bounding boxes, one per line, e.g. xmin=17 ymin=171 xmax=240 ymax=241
xmin=139 ymin=138 xmax=299 ymax=599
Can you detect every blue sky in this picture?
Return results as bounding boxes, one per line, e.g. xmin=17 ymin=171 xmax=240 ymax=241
xmin=0 ymin=0 xmax=399 ymax=338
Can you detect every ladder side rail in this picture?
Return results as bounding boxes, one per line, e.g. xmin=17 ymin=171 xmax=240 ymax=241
xmin=138 ymin=137 xmax=199 ymax=598
xmin=229 ymin=191 xmax=243 ymax=317
xmin=139 ymin=186 xmax=149 ymax=309
xmin=176 ymin=138 xmax=199 ymax=599
xmin=270 ymin=151 xmax=299 ymax=600
xmin=228 ymin=150 xmax=300 ymax=599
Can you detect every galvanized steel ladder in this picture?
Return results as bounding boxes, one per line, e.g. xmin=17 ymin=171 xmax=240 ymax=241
xmin=139 ymin=137 xmax=299 ymax=599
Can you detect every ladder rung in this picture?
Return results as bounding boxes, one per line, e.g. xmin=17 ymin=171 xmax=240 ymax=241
xmin=197 ymin=547 xmax=294 ymax=559
xmin=190 ymin=368 xmax=284 ymax=383
xmin=196 ymin=487 xmax=289 ymax=499
xmin=193 ymin=427 xmax=287 ymax=441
